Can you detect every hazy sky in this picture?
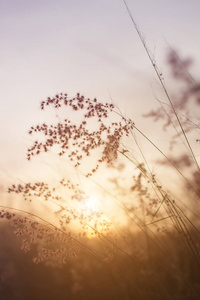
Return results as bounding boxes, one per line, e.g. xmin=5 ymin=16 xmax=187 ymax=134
xmin=1 ymin=0 xmax=200 ymax=187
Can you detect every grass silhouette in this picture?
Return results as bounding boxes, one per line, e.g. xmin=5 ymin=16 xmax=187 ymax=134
xmin=1 ymin=2 xmax=200 ymax=299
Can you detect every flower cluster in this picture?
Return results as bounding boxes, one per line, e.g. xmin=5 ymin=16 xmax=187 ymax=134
xmin=0 ymin=208 xmax=82 ymax=263
xmin=8 ymin=182 xmax=59 ymax=202
xmin=7 ymin=178 xmax=112 ymax=241
xmin=28 ymin=93 xmax=134 ymax=175
xmin=5 ymin=93 xmax=134 ymax=264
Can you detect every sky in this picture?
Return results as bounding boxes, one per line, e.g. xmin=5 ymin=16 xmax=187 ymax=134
xmin=1 ymin=0 xmax=200 ymax=199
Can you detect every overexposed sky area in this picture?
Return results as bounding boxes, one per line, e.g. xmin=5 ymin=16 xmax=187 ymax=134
xmin=1 ymin=0 xmax=200 ymax=187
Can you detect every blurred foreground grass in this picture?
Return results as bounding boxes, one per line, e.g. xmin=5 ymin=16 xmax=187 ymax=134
xmin=0 ymin=220 xmax=200 ymax=300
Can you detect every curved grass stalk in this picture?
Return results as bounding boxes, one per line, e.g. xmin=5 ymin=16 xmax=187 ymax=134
xmin=123 ymin=0 xmax=200 ymax=171
xmin=111 ymin=103 xmax=199 ymax=197
xmin=0 ymin=204 xmax=105 ymax=263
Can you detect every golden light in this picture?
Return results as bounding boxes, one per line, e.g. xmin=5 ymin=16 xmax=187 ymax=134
xmin=85 ymin=196 xmax=100 ymax=212
xmin=83 ymin=196 xmax=109 ymax=239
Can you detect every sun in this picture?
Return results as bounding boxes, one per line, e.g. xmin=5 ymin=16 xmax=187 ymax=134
xmin=85 ymin=196 xmax=99 ymax=211
xmin=82 ymin=195 xmax=112 ymax=239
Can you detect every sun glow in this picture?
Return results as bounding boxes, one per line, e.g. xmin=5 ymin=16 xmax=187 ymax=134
xmin=85 ymin=196 xmax=99 ymax=211
xmin=83 ymin=196 xmax=110 ymax=239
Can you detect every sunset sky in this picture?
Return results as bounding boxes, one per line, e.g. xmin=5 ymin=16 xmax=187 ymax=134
xmin=1 ymin=0 xmax=200 ymax=194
